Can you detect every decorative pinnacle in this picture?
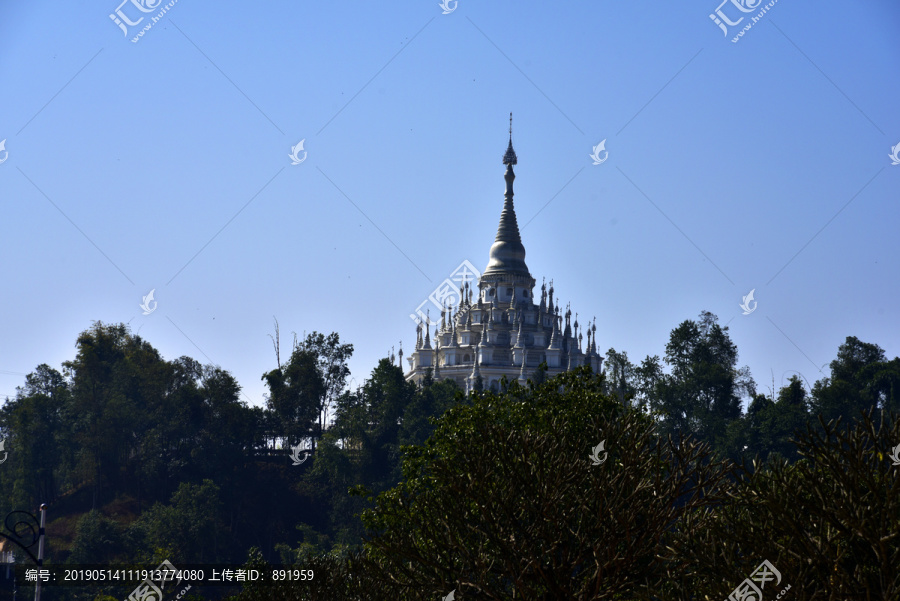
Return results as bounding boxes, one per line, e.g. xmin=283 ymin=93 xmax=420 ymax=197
xmin=502 ymin=112 xmax=517 ymax=165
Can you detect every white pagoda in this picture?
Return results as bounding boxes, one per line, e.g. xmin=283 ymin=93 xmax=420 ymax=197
xmin=404 ymin=118 xmax=603 ymax=392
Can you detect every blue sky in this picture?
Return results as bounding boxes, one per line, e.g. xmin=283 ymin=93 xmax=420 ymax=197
xmin=1 ymin=1 xmax=898 ymax=412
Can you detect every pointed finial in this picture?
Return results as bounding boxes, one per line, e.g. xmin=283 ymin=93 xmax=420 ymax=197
xmin=503 ymin=112 xmax=518 ymax=165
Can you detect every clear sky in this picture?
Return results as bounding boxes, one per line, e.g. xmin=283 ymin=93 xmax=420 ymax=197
xmin=1 ymin=1 xmax=898 ymax=412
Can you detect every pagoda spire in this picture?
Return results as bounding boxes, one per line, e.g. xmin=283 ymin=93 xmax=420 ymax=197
xmin=502 ymin=112 xmax=517 ymax=166
xmin=433 ymin=327 xmax=441 ymax=379
xmin=514 ymin=312 xmax=525 ymax=349
xmin=519 ymin=348 xmax=528 ymax=384
xmin=548 ymin=281 xmax=555 ymax=315
xmin=484 ymin=114 xmax=530 ymax=279
xmin=548 ymin=311 xmax=561 ymax=350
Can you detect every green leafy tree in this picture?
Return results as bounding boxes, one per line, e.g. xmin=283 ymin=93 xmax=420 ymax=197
xmin=0 ymin=364 xmax=70 ymax=511
xmin=812 ymin=336 xmax=900 ymax=424
xmin=603 ymin=347 xmax=636 ymax=405
xmin=398 ymin=377 xmax=459 ymax=449
xmin=68 ymin=510 xmax=125 ymax=564
xmin=353 ymin=368 xmax=734 ymax=600
xmin=263 ymin=349 xmax=325 ymax=447
xmin=649 ymin=311 xmax=754 ymax=450
xmin=63 ymin=322 xmax=143 ymax=508
xmin=295 ymin=332 xmax=353 ymax=435
xmin=759 ymin=375 xmax=810 ymax=461
xmin=133 ymin=479 xmax=225 ymax=564
xmin=670 ymin=409 xmax=900 ymax=600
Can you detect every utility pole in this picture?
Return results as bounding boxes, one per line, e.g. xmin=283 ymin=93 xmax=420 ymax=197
xmin=34 ymin=505 xmax=46 ymax=601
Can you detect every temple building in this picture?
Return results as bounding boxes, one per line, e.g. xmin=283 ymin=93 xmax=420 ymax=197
xmin=403 ymin=118 xmax=603 ymax=392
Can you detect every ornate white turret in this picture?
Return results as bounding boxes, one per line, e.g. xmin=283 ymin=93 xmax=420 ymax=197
xmin=403 ymin=117 xmax=603 ymax=390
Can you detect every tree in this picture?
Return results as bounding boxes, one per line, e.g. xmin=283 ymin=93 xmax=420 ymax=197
xmin=670 ymin=409 xmax=900 ymax=599
xmin=263 ymin=348 xmax=325 ymax=446
xmin=133 ymin=479 xmax=225 ymax=564
xmin=63 ymin=322 xmax=145 ymax=508
xmin=633 ymin=354 xmax=665 ymax=415
xmin=811 ymin=336 xmax=899 ymax=425
xmin=603 ymin=347 xmax=635 ymax=405
xmin=650 ymin=311 xmax=754 ymax=449
xmin=353 ymin=368 xmax=734 ymax=600
xmin=68 ymin=510 xmax=125 ymax=564
xmin=760 ymin=375 xmax=810 ymax=461
xmin=0 ymin=364 xmax=69 ymax=510
xmin=398 ymin=377 xmax=459 ymax=449
xmin=295 ymin=332 xmax=353 ymax=435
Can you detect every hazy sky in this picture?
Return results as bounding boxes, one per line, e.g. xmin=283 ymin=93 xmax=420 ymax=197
xmin=1 ymin=1 xmax=898 ymax=412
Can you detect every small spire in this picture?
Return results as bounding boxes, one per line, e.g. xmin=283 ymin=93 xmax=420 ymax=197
xmin=434 ymin=344 xmax=441 ymax=379
xmin=548 ymin=313 xmax=561 ymax=350
xmin=514 ymin=314 xmax=525 ymax=349
xmin=519 ymin=348 xmax=528 ymax=381
xmin=548 ymin=280 xmax=554 ymax=314
xmin=539 ymin=278 xmax=546 ymax=313
xmin=503 ymin=112 xmax=517 ymax=165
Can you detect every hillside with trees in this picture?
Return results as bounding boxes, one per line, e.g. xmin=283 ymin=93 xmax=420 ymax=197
xmin=0 ymin=313 xmax=898 ymax=599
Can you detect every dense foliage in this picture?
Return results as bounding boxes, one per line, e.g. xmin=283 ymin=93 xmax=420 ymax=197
xmin=0 ymin=313 xmax=897 ymax=600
